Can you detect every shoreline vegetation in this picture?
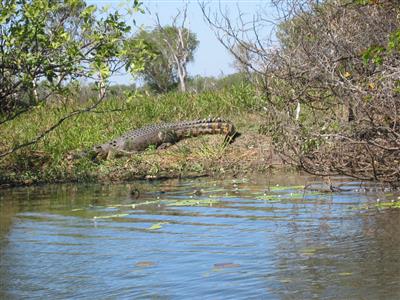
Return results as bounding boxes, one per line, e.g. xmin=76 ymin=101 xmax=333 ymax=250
xmin=1 ymin=85 xmax=285 ymax=187
xmin=1 ymin=1 xmax=399 ymax=188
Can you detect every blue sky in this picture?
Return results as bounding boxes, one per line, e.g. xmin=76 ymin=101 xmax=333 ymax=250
xmin=89 ymin=1 xmax=272 ymax=84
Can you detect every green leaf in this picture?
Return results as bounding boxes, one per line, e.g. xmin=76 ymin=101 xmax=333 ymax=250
xmin=147 ymin=222 xmax=168 ymax=230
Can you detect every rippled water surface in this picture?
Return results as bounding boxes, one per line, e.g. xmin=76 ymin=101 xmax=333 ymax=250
xmin=1 ymin=174 xmax=400 ymax=299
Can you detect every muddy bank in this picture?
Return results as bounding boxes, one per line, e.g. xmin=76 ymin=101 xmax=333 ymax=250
xmin=0 ymin=132 xmax=286 ymax=188
xmin=76 ymin=132 xmax=285 ymax=182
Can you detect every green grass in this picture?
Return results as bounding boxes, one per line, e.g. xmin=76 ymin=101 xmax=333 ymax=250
xmin=0 ymin=85 xmax=262 ymax=184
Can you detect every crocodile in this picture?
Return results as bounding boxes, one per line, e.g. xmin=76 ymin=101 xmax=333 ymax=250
xmin=77 ymin=117 xmax=238 ymax=160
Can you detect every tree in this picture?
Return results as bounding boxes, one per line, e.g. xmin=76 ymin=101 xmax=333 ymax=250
xmin=155 ymin=6 xmax=198 ymax=92
xmin=125 ymin=7 xmax=199 ymax=93
xmin=0 ymin=0 xmax=144 ymax=157
xmin=125 ymin=28 xmax=178 ymax=93
xmin=203 ymin=1 xmax=400 ymax=186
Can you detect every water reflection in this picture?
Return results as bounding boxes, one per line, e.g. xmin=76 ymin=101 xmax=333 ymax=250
xmin=1 ymin=175 xmax=399 ymax=299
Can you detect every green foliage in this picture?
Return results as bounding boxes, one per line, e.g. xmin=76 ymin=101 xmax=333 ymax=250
xmin=362 ymin=28 xmax=400 ymax=65
xmin=375 ymin=201 xmax=400 ymax=209
xmin=0 ymin=84 xmax=260 ymax=184
xmin=125 ymin=26 xmax=199 ymax=93
xmin=186 ymin=73 xmax=247 ymax=92
xmin=354 ymin=0 xmax=382 ymax=5
xmin=0 ymin=0 xmax=141 ymax=119
xmin=362 ymin=45 xmax=385 ymax=65
xmin=388 ymin=29 xmax=400 ymax=51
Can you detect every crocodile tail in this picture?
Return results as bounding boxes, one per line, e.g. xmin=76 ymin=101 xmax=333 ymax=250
xmin=174 ymin=117 xmax=238 ymax=140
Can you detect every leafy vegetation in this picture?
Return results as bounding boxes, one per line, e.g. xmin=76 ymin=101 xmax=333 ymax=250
xmin=0 ymin=0 xmax=140 ymax=117
xmin=2 ymin=0 xmax=400 ymax=188
xmin=0 ymin=84 xmax=261 ymax=185
xmin=125 ymin=26 xmax=199 ymax=93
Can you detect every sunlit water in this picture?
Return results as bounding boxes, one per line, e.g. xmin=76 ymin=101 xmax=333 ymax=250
xmin=1 ymin=174 xmax=400 ymax=299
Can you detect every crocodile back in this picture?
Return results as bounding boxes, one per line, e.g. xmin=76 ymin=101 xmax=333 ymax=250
xmin=119 ymin=117 xmax=236 ymax=140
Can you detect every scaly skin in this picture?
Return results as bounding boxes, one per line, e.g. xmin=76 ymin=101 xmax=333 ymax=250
xmin=83 ymin=117 xmax=238 ymax=160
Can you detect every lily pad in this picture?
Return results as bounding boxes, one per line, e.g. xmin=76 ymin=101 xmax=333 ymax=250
xmin=71 ymin=208 xmax=84 ymax=212
xmin=166 ymin=199 xmax=220 ymax=207
xmin=147 ymin=222 xmax=168 ymax=230
xmin=136 ymin=200 xmax=162 ymax=207
xmin=256 ymin=195 xmax=281 ymax=202
xmin=375 ymin=201 xmax=400 ymax=209
xmin=268 ymin=185 xmax=305 ymax=191
xmin=93 ymin=213 xmax=129 ymax=219
xmin=299 ymin=247 xmax=318 ymax=256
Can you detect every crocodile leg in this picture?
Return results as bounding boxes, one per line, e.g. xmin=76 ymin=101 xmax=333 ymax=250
xmin=157 ymin=142 xmax=174 ymax=150
xmin=106 ymin=149 xmax=139 ymax=160
xmin=157 ymin=129 xmax=180 ymax=148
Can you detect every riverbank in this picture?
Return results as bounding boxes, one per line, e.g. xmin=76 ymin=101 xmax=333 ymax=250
xmin=66 ymin=131 xmax=283 ymax=183
xmin=0 ymin=87 xmax=287 ymax=187
xmin=0 ymin=127 xmax=284 ymax=187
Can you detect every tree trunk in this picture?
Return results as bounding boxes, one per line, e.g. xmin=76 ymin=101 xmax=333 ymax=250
xmin=177 ymin=62 xmax=187 ymax=92
xmin=32 ymin=78 xmax=39 ymax=103
xmin=98 ymin=74 xmax=106 ymax=100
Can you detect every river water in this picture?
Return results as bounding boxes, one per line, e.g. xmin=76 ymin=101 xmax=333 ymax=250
xmin=1 ymin=174 xmax=399 ymax=299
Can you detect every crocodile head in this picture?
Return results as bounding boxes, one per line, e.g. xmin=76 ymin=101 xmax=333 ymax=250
xmin=92 ymin=144 xmax=111 ymax=160
xmin=65 ymin=143 xmax=113 ymax=162
xmin=65 ymin=148 xmax=98 ymax=161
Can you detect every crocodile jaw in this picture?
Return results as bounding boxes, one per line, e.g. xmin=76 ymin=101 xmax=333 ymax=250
xmin=92 ymin=144 xmax=111 ymax=160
